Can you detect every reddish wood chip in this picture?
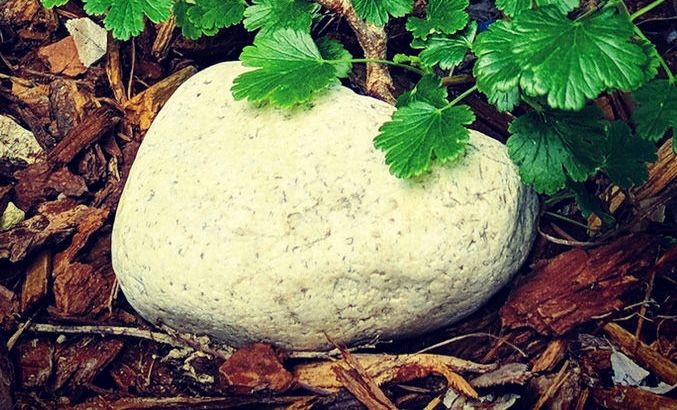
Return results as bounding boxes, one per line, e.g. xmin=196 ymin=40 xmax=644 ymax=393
xmin=500 ymin=234 xmax=658 ymax=335
xmin=13 ymin=162 xmax=87 ymax=211
xmin=0 ymin=203 xmax=92 ymax=263
xmin=16 ymin=338 xmax=54 ymax=389
xmin=37 ymin=36 xmax=87 ymax=77
xmin=593 ymin=386 xmax=677 ymax=410
xmin=53 ymin=337 xmax=124 ymax=390
xmin=219 ymin=343 xmax=294 ymax=394
xmin=20 ymin=250 xmax=51 ymax=314
xmin=51 ymin=207 xmax=113 ymax=318
xmin=0 ymin=285 xmax=18 ymax=332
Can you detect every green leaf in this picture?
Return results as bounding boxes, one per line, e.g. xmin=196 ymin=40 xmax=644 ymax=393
xmin=506 ymin=106 xmax=607 ymax=194
xmin=604 ymin=121 xmax=657 ymax=189
xmin=244 ymin=0 xmax=318 ymax=35
xmin=316 ymin=37 xmax=352 ymax=78
xmin=374 ymin=102 xmax=474 ymax=178
xmin=83 ymin=0 xmax=173 ymax=40
xmin=352 ymin=0 xmax=412 ymax=26
xmin=396 ymin=74 xmax=448 ymax=108
xmin=567 ymin=180 xmax=616 ymax=227
xmin=186 ymin=0 xmax=245 ymax=32
xmin=475 ymin=7 xmax=653 ymax=111
xmin=472 ymin=20 xmax=522 ymax=112
xmin=406 ymin=0 xmax=468 ymax=39
xmin=495 ymin=0 xmax=578 ymax=18
xmin=41 ymin=0 xmax=69 ymax=7
xmin=232 ymin=29 xmax=352 ymax=106
xmin=418 ymin=21 xmax=476 ymax=70
xmin=174 ymin=1 xmax=205 ymax=40
xmin=631 ymin=79 xmax=677 ymax=142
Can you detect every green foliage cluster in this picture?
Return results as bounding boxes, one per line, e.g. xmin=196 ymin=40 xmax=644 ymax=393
xmin=42 ymin=0 xmax=676 ymax=224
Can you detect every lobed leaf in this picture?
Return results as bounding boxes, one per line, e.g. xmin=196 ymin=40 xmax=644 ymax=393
xmin=406 ymin=0 xmax=468 ymax=40
xmin=604 ymin=121 xmax=657 ymax=189
xmin=244 ymin=0 xmax=318 ymax=35
xmin=374 ymin=102 xmax=474 ymax=178
xmin=506 ymin=106 xmax=607 ymax=194
xmin=41 ymin=0 xmax=69 ymax=7
xmin=231 ymin=29 xmax=352 ymax=107
xmin=418 ymin=21 xmax=476 ymax=70
xmin=352 ymin=0 xmax=413 ymax=26
xmin=474 ymin=6 xmax=655 ymax=111
xmin=631 ymin=79 xmax=677 ymax=142
xmin=495 ymin=0 xmax=578 ymax=17
xmin=84 ymin=0 xmax=173 ymax=40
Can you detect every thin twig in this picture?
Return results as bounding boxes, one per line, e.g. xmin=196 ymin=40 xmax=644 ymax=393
xmin=416 ymin=332 xmax=527 ymax=357
xmin=26 ymin=323 xmax=185 ymax=347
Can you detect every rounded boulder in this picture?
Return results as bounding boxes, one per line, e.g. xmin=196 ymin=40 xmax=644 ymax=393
xmin=112 ymin=62 xmax=539 ymax=351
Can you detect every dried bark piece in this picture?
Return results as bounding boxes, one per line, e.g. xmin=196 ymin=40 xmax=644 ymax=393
xmin=500 ymin=234 xmax=658 ymax=335
xmin=603 ymin=322 xmax=677 ymax=385
xmin=332 ymin=348 xmax=399 ymax=410
xmin=294 ymin=353 xmax=495 ymax=392
xmin=109 ymin=342 xmax=180 ymax=395
xmin=0 ymin=285 xmax=18 ymax=332
xmin=37 ymin=37 xmax=87 ymax=77
xmin=70 ymin=395 xmax=306 ymax=409
xmin=16 ymin=338 xmax=54 ymax=389
xmin=105 ymin=39 xmax=127 ymax=104
xmin=123 ymin=66 xmax=197 ymax=131
xmin=53 ymin=337 xmax=124 ymax=390
xmin=219 ymin=343 xmax=294 ymax=394
xmin=0 ymin=338 xmax=13 ymax=410
xmin=593 ymin=386 xmax=677 ymax=410
xmin=470 ymin=363 xmax=531 ymax=389
xmin=0 ymin=203 xmax=93 ymax=262
xmin=13 ymin=162 xmax=87 ymax=210
xmin=0 ymin=0 xmax=58 ymax=42
xmin=51 ymin=207 xmax=112 ymax=318
xmin=48 ymin=106 xmax=119 ymax=166
xmin=48 ymin=79 xmax=94 ymax=138
xmin=20 ymin=250 xmax=51 ymax=314
xmin=531 ymin=338 xmax=567 ymax=373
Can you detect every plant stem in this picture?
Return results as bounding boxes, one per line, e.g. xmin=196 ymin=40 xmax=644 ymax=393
xmin=444 ymin=84 xmax=478 ymax=109
xmin=631 ymin=25 xmax=675 ymax=82
xmin=619 ymin=0 xmax=675 ymax=82
xmin=343 ymin=58 xmax=425 ymax=75
xmin=630 ymin=0 xmax=665 ymax=20
xmin=543 ymin=211 xmax=591 ymax=230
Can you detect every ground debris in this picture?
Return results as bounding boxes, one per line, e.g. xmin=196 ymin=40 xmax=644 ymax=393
xmin=219 ymin=343 xmax=294 ymax=394
xmin=500 ymin=234 xmax=658 ymax=335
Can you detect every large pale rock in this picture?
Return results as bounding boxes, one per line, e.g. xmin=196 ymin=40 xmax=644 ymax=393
xmin=112 ymin=62 xmax=539 ymax=351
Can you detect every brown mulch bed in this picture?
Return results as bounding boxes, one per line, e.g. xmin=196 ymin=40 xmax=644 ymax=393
xmin=0 ymin=0 xmax=676 ymax=409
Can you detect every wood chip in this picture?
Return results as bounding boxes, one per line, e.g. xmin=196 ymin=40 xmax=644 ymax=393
xmin=51 ymin=207 xmax=112 ymax=318
xmin=332 ymin=348 xmax=398 ymax=410
xmin=53 ymin=337 xmax=124 ymax=390
xmin=0 ymin=203 xmax=93 ymax=262
xmin=16 ymin=338 xmax=54 ymax=389
xmin=470 ymin=363 xmax=531 ymax=389
xmin=48 ymin=105 xmax=119 ymax=166
xmin=500 ymin=234 xmax=658 ymax=335
xmin=294 ymin=353 xmax=495 ymax=392
xmin=593 ymin=385 xmax=677 ymax=410
xmin=48 ymin=78 xmax=94 ymax=138
xmin=603 ymin=322 xmax=677 ymax=385
xmin=218 ymin=343 xmax=294 ymax=394
xmin=0 ymin=285 xmax=18 ymax=332
xmin=531 ymin=338 xmax=567 ymax=373
xmin=123 ymin=66 xmax=197 ymax=131
xmin=20 ymin=250 xmax=51 ymax=313
xmin=37 ymin=36 xmax=88 ymax=77
xmin=13 ymin=162 xmax=88 ymax=210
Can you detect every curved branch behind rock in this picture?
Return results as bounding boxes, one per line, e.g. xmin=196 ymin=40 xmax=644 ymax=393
xmin=315 ymin=0 xmax=396 ymax=104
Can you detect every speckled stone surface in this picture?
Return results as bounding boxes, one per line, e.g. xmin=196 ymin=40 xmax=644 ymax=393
xmin=112 ymin=61 xmax=539 ymax=351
